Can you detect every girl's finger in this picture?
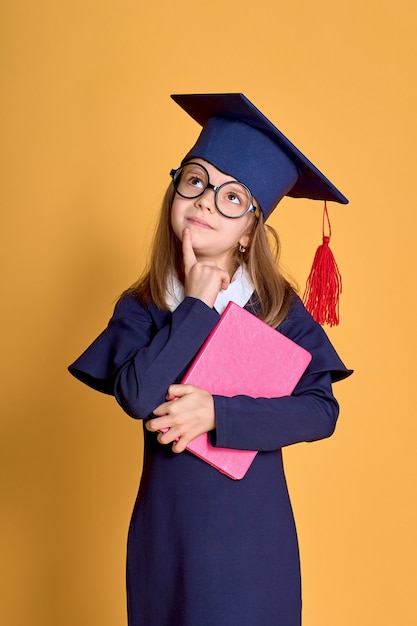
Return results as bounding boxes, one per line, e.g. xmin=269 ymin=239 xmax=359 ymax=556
xmin=182 ymin=228 xmax=197 ymax=273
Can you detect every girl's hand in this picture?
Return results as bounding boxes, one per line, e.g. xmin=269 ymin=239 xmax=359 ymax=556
xmin=182 ymin=228 xmax=230 ymax=308
xmin=145 ymin=384 xmax=216 ymax=453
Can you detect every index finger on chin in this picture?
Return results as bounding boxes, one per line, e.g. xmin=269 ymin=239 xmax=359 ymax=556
xmin=182 ymin=228 xmax=197 ymax=272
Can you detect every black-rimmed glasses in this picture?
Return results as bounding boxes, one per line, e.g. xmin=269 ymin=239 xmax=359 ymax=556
xmin=170 ymin=162 xmax=259 ymax=219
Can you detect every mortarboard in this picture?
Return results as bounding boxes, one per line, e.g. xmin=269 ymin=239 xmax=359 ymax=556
xmin=171 ymin=92 xmax=348 ymax=220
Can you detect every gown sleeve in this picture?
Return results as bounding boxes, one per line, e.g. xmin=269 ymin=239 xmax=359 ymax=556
xmin=211 ymin=295 xmax=353 ymax=452
xmin=68 ymin=294 xmax=220 ymax=418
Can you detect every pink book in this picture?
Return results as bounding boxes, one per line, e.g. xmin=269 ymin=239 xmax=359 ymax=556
xmin=182 ymin=302 xmax=312 ymax=479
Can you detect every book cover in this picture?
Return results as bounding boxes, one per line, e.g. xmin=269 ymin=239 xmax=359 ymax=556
xmin=183 ymin=302 xmax=312 ymax=479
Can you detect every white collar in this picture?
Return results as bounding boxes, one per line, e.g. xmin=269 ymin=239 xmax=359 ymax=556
xmin=166 ymin=264 xmax=254 ymax=314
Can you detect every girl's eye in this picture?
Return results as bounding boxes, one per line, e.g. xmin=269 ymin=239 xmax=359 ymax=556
xmin=187 ymin=176 xmax=204 ymax=189
xmin=225 ymin=191 xmax=243 ymax=205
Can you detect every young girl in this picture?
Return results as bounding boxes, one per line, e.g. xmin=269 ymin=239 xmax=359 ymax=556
xmin=69 ymin=93 xmax=352 ymax=626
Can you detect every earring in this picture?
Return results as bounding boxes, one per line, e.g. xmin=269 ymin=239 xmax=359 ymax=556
xmin=238 ymin=243 xmax=247 ymax=253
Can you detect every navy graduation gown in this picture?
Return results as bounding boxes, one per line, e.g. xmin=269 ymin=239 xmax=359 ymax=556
xmin=69 ymin=293 xmax=352 ymax=626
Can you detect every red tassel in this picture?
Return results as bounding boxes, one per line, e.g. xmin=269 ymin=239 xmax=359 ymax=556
xmin=303 ymin=202 xmax=342 ymax=327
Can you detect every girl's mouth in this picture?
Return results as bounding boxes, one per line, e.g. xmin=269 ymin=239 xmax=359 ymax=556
xmin=186 ymin=216 xmax=214 ymax=230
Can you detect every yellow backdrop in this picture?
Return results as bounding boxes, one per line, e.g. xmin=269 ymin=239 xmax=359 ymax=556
xmin=1 ymin=0 xmax=416 ymax=624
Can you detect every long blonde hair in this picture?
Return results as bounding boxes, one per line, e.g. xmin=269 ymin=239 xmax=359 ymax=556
xmin=126 ymin=183 xmax=296 ymax=328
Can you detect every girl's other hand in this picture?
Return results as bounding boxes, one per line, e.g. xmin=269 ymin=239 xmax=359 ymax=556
xmin=145 ymin=384 xmax=216 ymax=453
xmin=182 ymin=228 xmax=230 ymax=308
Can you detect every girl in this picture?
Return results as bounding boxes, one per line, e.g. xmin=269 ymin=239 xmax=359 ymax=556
xmin=69 ymin=93 xmax=352 ymax=626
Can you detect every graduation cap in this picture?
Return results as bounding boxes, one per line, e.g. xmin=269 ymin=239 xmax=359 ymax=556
xmin=171 ymin=93 xmax=348 ymax=326
xmin=171 ymin=92 xmax=348 ymax=220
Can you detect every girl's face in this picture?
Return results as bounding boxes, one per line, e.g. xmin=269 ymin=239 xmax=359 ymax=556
xmin=171 ymin=159 xmax=256 ymax=273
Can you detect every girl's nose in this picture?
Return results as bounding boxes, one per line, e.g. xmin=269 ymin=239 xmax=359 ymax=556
xmin=195 ymin=189 xmax=215 ymax=213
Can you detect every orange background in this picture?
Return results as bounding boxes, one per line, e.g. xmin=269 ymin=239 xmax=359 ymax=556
xmin=1 ymin=1 xmax=416 ymax=625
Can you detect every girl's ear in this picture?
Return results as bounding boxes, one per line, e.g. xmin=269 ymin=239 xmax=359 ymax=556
xmin=240 ymin=214 xmax=258 ymax=249
xmin=239 ymin=234 xmax=250 ymax=249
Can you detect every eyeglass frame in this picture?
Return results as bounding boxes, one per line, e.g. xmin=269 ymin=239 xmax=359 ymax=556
xmin=170 ymin=161 xmax=260 ymax=220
